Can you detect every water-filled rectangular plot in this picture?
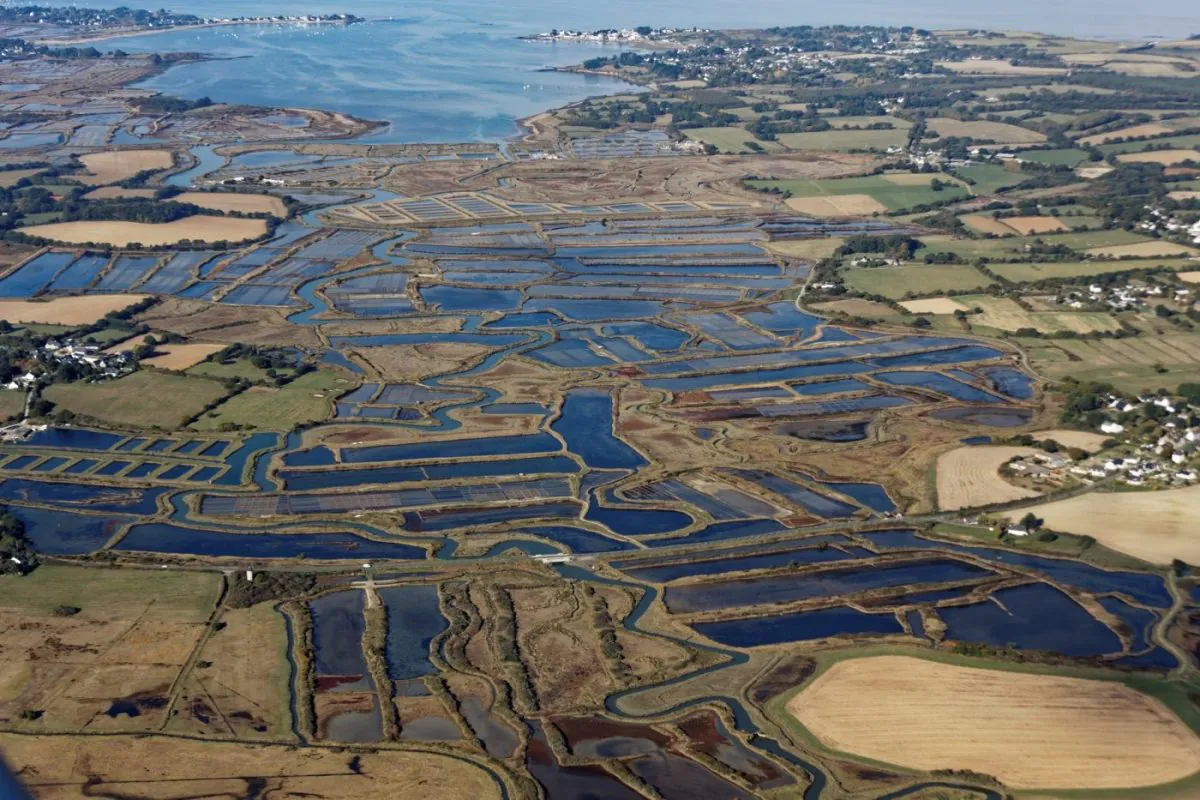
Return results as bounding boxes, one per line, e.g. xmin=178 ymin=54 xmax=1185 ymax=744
xmin=524 ymin=298 xmax=674 ymax=321
xmin=692 ymin=605 xmax=904 ymax=647
xmin=792 ymin=378 xmax=872 ymax=396
xmin=979 ymin=365 xmax=1035 ymax=400
xmin=329 ymin=272 xmax=408 ymax=294
xmin=555 ymin=243 xmax=763 ymax=259
xmin=375 ymin=384 xmax=471 ymax=405
xmin=0 ymin=252 xmax=76 ymax=297
xmin=202 ymin=476 xmax=574 ymax=515
xmin=294 ymin=230 xmax=382 ymax=260
xmin=158 ymin=464 xmax=192 ymax=480
xmin=404 ymin=500 xmax=580 ymax=531
xmin=862 ymin=529 xmax=1172 ymax=607
xmin=665 ymin=558 xmax=992 ymax=614
xmin=213 ymin=247 xmax=281 ymax=278
xmin=729 ymin=470 xmax=859 ymax=517
xmin=175 ymin=281 xmax=223 ymax=300
xmin=869 ymin=344 xmax=1005 ymax=369
xmin=95 ymin=255 xmax=159 ymax=292
xmin=63 ymin=458 xmax=97 ymax=474
xmin=187 ymin=466 xmax=221 ymax=481
xmin=220 ymin=283 xmax=296 ymax=306
xmin=258 ymin=257 xmax=335 ymax=283
xmin=280 ymin=455 xmax=579 ymax=491
xmin=393 ymin=199 xmax=462 ymax=221
xmin=0 ymin=477 xmax=167 ymax=514
xmin=526 ymin=284 xmax=740 ymax=303
xmin=602 ymin=321 xmax=689 ymax=351
xmin=94 ymin=460 xmax=131 ymax=476
xmin=551 ymin=388 xmax=646 ymax=469
xmin=139 ymin=251 xmax=216 ymax=294
xmin=116 ymin=522 xmax=423 ymax=560
xmin=18 ymin=428 xmax=125 ymax=450
xmin=529 ymin=339 xmax=616 ymax=368
xmin=690 ymin=313 xmax=779 ymax=350
xmin=874 ymin=371 xmax=1005 ymax=403
xmin=46 ymin=254 xmax=108 ymax=292
xmin=125 ymin=462 xmax=161 ymax=478
xmin=310 ymin=590 xmax=373 ymax=690
xmin=379 ymin=585 xmax=446 ymax=680
xmin=443 ymin=195 xmax=511 ymax=217
xmin=624 ymin=479 xmax=770 ymax=520
xmin=420 ymin=285 xmax=521 ymax=312
xmin=936 ymin=583 xmax=1121 ymax=656
xmin=622 ymin=543 xmax=865 ymax=583
xmin=755 ymin=394 xmax=912 ymax=417
xmin=30 ymin=456 xmax=67 ymax=472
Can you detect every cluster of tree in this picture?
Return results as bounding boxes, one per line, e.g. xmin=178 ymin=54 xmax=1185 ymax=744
xmin=132 ymin=95 xmax=213 ymax=114
xmin=835 ymin=234 xmax=922 ymax=259
xmin=226 ymin=571 xmax=317 ymax=608
xmin=0 ymin=509 xmax=36 ymax=576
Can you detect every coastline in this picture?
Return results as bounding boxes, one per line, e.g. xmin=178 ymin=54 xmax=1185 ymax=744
xmin=29 ymin=17 xmax=362 ymax=47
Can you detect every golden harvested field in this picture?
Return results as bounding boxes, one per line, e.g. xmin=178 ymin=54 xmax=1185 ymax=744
xmin=1118 ymin=149 xmax=1200 ymax=165
xmin=937 ymin=445 xmax=1039 ymax=510
xmin=82 ymin=187 xmax=157 ymax=200
xmin=1077 ymin=123 xmax=1174 ymax=146
xmin=0 ymin=168 xmax=40 ymax=187
xmin=175 ymin=191 xmax=288 ymax=216
xmin=809 ymin=298 xmax=897 ymax=317
xmin=108 ymin=341 xmax=226 ymax=370
xmin=900 ymin=297 xmax=969 ymax=314
xmin=960 ymin=214 xmax=1016 ymax=236
xmin=927 ymin=118 xmax=1045 ymax=143
xmin=20 ymin=216 xmax=268 ymax=247
xmin=766 ymin=237 xmax=844 ymax=259
xmin=1031 ymin=428 xmax=1109 ymax=451
xmin=786 ymin=194 xmax=887 ymax=217
xmin=789 ymin=656 xmax=1200 ymax=789
xmin=999 ymin=216 xmax=1069 ymax=234
xmin=2 ymin=733 xmax=505 ymax=799
xmin=78 ymin=149 xmax=174 ymax=185
xmin=936 ymin=59 xmax=1067 ymax=75
xmin=1085 ymin=240 xmax=1199 ymax=257
xmin=964 ymin=295 xmax=1121 ymax=334
xmin=0 ymin=294 xmax=144 ymax=325
xmin=1179 ymin=271 xmax=1200 ymax=284
xmin=1168 ymin=191 xmax=1200 ymax=202
xmin=1004 ymin=484 xmax=1200 ymax=564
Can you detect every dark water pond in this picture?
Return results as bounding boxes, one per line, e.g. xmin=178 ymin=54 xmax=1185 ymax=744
xmin=665 ymin=558 xmax=991 ymax=614
xmin=692 ymin=605 xmax=903 ymax=647
xmin=310 ymin=590 xmax=373 ymax=691
xmin=379 ymin=585 xmax=447 ymax=681
xmin=115 ymin=523 xmax=426 ymax=561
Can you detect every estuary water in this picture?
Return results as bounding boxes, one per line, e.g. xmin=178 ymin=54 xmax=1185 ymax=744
xmin=87 ymin=0 xmax=1198 ymax=144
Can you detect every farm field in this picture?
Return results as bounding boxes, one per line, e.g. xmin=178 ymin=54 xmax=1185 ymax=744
xmin=952 ymin=163 xmax=1027 ymax=194
xmin=1032 ymin=428 xmax=1110 ymax=451
xmin=927 ymin=117 xmax=1046 ymax=143
xmin=749 ymin=174 xmax=970 ymax=212
xmin=0 ymin=168 xmax=41 ymax=187
xmin=775 ymin=127 xmax=909 ymax=151
xmin=842 ymin=263 xmax=994 ymax=298
xmin=0 ymin=294 xmax=145 ymax=325
xmin=0 ymin=734 xmax=505 ymax=799
xmin=0 ymin=389 xmax=24 ymax=419
xmin=991 ymin=258 xmax=1194 ymax=282
xmin=109 ymin=341 xmax=226 ymax=370
xmin=1017 ymin=148 xmax=1088 ymax=167
xmin=1085 ymin=240 xmax=1199 ymax=257
xmin=921 ymin=228 xmax=1152 ymax=260
xmin=78 ymin=150 xmax=174 ymax=185
xmin=1005 ymin=484 xmax=1200 ymax=564
xmin=899 ymin=297 xmax=968 ymax=314
xmin=44 ymin=369 xmax=229 ymax=428
xmin=190 ymin=369 xmax=346 ymax=430
xmin=936 ymin=445 xmax=1039 ymax=510
xmin=0 ymin=565 xmax=220 ymax=731
xmin=936 ymin=59 xmax=1067 ymax=75
xmin=786 ymin=195 xmax=885 ymax=216
xmin=996 ymin=215 xmax=1068 ymax=235
xmin=681 ymin=126 xmax=783 ymax=154
xmin=188 ymin=356 xmax=293 ymax=382
xmin=175 ymin=192 xmax=288 ymax=216
xmin=18 ymin=217 xmax=268 ymax=247
xmin=1101 ymin=133 xmax=1200 ymax=155
xmin=1117 ymin=149 xmax=1200 ymax=165
xmin=959 ymin=295 xmax=1122 ymax=334
xmin=766 ymin=238 xmax=844 ymax=259
xmin=788 ymin=655 xmax=1200 ymax=789
xmin=959 ymin=213 xmax=1017 ymax=236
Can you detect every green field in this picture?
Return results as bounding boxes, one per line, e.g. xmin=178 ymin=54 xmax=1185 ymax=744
xmin=1098 ymin=133 xmax=1200 ymax=155
xmin=681 ymin=126 xmax=783 ymax=154
xmin=0 ymin=564 xmax=220 ymax=620
xmin=1020 ymin=332 xmax=1200 ymax=392
xmin=1018 ymin=148 xmax=1089 ymax=167
xmin=842 ymin=263 xmax=995 ymax=298
xmin=748 ymin=174 xmax=970 ymax=211
xmin=922 ymin=229 xmax=1152 ymax=260
xmin=952 ymin=163 xmax=1028 ymax=194
xmin=188 ymin=357 xmax=296 ymax=384
xmin=990 ymin=258 xmax=1193 ymax=282
xmin=775 ymin=127 xmax=910 ymax=151
xmin=44 ymin=370 xmax=228 ymax=429
xmin=0 ymin=389 xmax=23 ymax=420
xmin=191 ymin=369 xmax=345 ymax=431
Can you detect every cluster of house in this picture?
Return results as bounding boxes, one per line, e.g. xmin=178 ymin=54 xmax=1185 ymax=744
xmin=38 ymin=338 xmax=133 ymax=379
xmin=1054 ymin=282 xmax=1189 ymax=311
xmin=526 ymin=27 xmax=704 ymax=43
xmin=1138 ymin=206 xmax=1200 ymax=245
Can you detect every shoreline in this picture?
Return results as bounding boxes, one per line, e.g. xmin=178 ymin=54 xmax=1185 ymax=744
xmin=29 ymin=17 xmax=362 ymax=47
